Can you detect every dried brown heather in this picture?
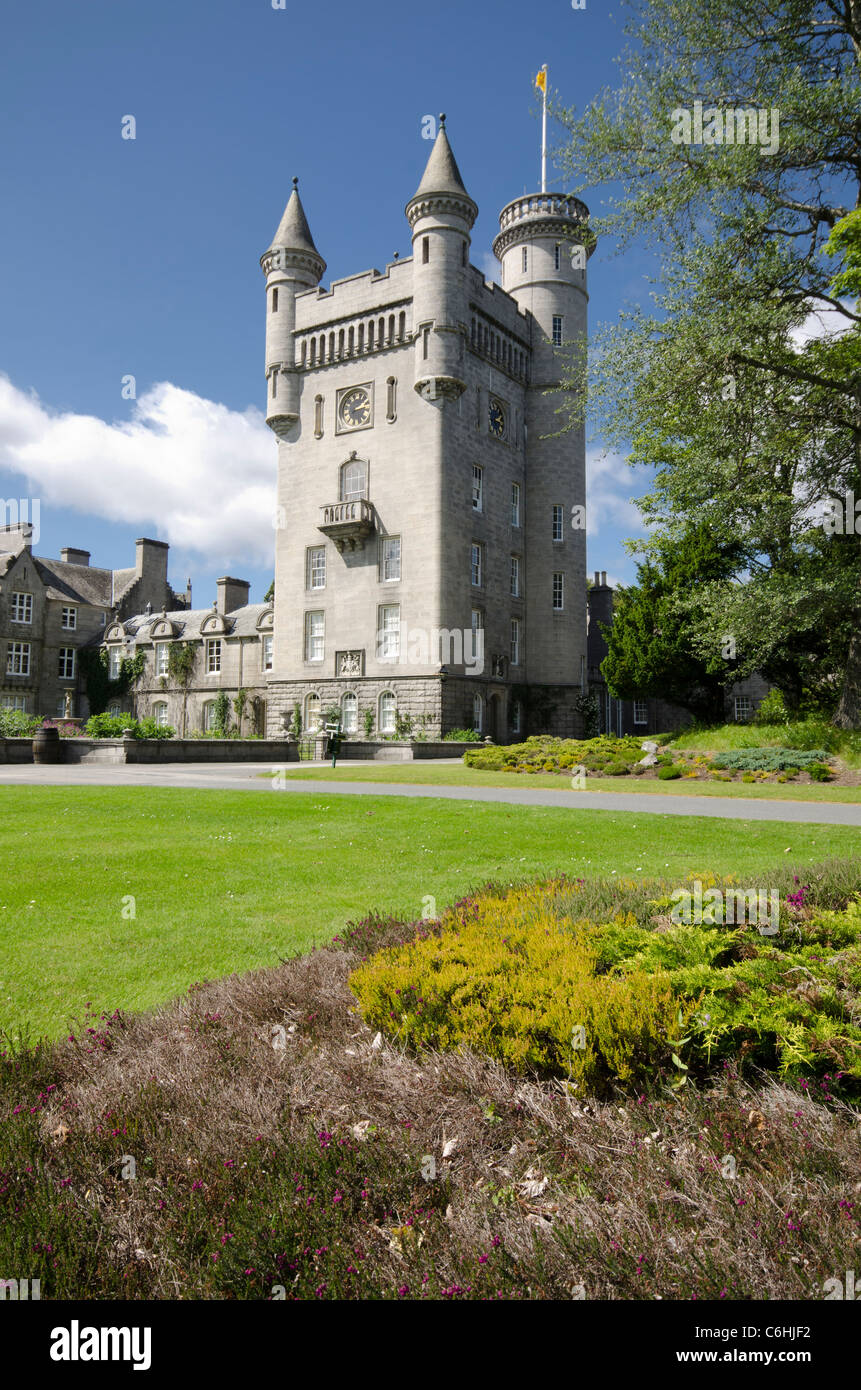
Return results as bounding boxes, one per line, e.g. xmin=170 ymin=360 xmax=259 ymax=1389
xmin=2 ymin=930 xmax=858 ymax=1301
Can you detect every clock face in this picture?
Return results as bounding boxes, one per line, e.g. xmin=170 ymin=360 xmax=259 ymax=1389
xmin=339 ymin=388 xmax=371 ymax=428
xmin=489 ymin=399 xmax=506 ymax=438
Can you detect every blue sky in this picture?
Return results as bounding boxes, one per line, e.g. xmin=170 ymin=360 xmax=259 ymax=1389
xmin=0 ymin=0 xmax=655 ymax=605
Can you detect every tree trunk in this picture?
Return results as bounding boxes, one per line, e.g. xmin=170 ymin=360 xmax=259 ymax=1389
xmin=834 ymin=620 xmax=861 ymax=729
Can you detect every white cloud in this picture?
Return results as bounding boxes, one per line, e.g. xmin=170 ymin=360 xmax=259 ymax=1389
xmin=586 ymin=448 xmax=646 ymax=535
xmin=480 ymin=251 xmax=500 ymax=285
xmin=0 ymin=376 xmax=276 ymax=567
xmin=790 ymin=299 xmax=854 ymax=349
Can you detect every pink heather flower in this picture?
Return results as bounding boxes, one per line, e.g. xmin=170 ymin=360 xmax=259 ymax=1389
xmin=478 ymin=1255 xmax=488 ymax=1264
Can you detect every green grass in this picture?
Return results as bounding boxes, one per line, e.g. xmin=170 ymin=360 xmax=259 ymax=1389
xmin=266 ymin=761 xmax=861 ymax=801
xmin=669 ymin=719 xmax=861 ymax=769
xmin=3 ymin=786 xmax=860 ymax=1042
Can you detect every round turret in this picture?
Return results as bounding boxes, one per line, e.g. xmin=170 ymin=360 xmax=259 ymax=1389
xmin=406 ymin=117 xmax=477 ymax=401
xmin=261 ymin=178 xmax=326 ymax=437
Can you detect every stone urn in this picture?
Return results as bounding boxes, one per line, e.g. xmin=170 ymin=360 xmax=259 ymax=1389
xmin=32 ymin=725 xmax=60 ymax=764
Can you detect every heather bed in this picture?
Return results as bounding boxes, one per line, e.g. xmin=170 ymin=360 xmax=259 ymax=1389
xmin=1 ymin=861 xmax=859 ymax=1301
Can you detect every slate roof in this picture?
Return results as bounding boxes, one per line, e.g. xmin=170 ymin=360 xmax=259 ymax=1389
xmin=121 ymin=603 xmax=272 ymax=642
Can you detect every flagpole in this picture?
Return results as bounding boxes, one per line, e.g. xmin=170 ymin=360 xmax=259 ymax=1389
xmin=541 ymin=65 xmax=547 ymax=192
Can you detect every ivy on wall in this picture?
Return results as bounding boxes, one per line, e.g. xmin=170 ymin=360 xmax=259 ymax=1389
xmin=78 ymin=649 xmax=145 ymax=717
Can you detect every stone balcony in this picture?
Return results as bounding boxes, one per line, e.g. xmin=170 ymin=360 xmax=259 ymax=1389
xmin=317 ymin=498 xmax=376 ymax=552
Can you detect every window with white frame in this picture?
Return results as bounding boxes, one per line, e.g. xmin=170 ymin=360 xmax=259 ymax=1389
xmin=6 ymin=642 xmax=30 ymax=676
xmin=552 ymin=504 xmax=564 ymax=541
xmin=380 ymin=536 xmax=401 ymax=582
xmin=305 ymin=693 xmax=321 ymax=731
xmin=510 ymin=617 xmax=521 ymax=666
xmin=152 ymin=702 xmax=169 ymax=728
xmin=342 ymin=689 xmax=358 ymax=733
xmin=472 ymin=465 xmax=483 ymax=512
xmin=58 ymin=648 xmax=75 ymax=680
xmin=108 ymin=646 xmax=122 ymax=679
xmin=155 ymin=642 xmax=169 ymax=677
xmin=341 ymin=691 xmax=358 ymax=733
xmin=11 ymin=593 xmax=31 ymax=624
xmin=734 ymin=695 xmax=752 ymax=722
xmin=203 ymin=700 xmax=216 ymax=731
xmin=511 ymin=482 xmax=521 ymax=527
xmin=471 ymin=543 xmax=483 ymax=587
xmin=340 ymin=458 xmax=367 ymax=502
xmin=510 ymin=700 xmax=522 ymax=734
xmin=2 ymin=695 xmax=27 ymax=711
xmin=379 ymin=691 xmax=396 ymax=734
xmin=61 ymin=606 xmax=77 ymax=630
xmin=307 ymin=546 xmax=326 ymax=590
xmin=510 ymin=555 xmax=521 ymax=598
xmin=472 ymin=692 xmax=483 ymax=732
xmin=206 ymin=638 xmax=222 ymax=673
xmin=262 ymin=634 xmax=273 ymax=671
xmin=305 ymin=612 xmax=324 ymax=663
xmin=552 ymin=315 xmax=563 ymax=347
xmin=377 ymin=604 xmax=400 ymax=661
xmin=552 ymin=572 xmax=564 ymax=611
xmin=634 ymin=700 xmax=648 ymax=725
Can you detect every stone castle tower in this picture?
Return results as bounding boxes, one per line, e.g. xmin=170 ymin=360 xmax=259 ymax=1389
xmin=261 ymin=118 xmax=593 ymax=741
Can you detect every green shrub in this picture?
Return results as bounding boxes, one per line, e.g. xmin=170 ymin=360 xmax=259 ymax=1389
xmin=0 ymin=709 xmax=41 ymax=737
xmin=604 ymin=760 xmax=630 ymax=776
xmin=350 ymin=871 xmax=861 ymax=1096
xmin=444 ymin=728 xmax=483 ymax=742
xmin=658 ymin=765 xmax=683 ymax=780
xmin=808 ymin=762 xmax=832 ymax=782
xmin=713 ymin=747 xmax=830 ymax=773
xmin=350 ymin=907 xmax=688 ymax=1091
xmin=84 ymin=714 xmax=174 ymax=740
xmin=754 ymin=689 xmax=789 ymax=725
xmin=84 ymin=713 xmax=138 ymax=738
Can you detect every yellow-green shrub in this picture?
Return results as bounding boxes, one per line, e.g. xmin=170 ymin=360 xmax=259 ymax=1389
xmin=349 ymin=903 xmax=691 ymax=1091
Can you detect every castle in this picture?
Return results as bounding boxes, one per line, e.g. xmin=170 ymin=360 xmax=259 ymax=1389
xmin=262 ymin=118 xmax=593 ymax=741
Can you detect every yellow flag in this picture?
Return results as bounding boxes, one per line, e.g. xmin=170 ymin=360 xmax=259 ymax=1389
xmin=535 ymin=68 xmax=547 ymax=94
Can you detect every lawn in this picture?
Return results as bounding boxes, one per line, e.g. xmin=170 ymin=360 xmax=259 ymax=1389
xmin=3 ymin=786 xmax=859 ymax=1041
xmin=268 ymin=760 xmax=861 ymax=801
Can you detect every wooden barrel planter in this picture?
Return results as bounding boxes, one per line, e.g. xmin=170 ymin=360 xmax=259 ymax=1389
xmin=32 ymin=726 xmax=60 ymax=764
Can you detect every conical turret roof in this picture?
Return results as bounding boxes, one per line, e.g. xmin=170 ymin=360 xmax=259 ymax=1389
xmin=267 ymin=178 xmax=322 ymax=257
xmin=411 ymin=116 xmax=472 ymax=201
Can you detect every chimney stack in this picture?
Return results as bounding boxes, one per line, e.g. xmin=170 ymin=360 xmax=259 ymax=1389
xmin=216 ymin=576 xmax=251 ymax=615
xmin=60 ymin=547 xmax=90 ymax=566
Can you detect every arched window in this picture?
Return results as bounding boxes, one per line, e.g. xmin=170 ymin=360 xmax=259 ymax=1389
xmin=310 ymin=338 xmax=317 ymax=366
xmin=341 ymin=692 xmax=358 ymax=734
xmin=472 ymin=693 xmax=483 ymax=733
xmin=202 ymin=700 xmax=216 ymax=731
xmin=398 ymin=311 xmax=405 ymax=340
xmin=348 ymin=326 xmax=354 ymax=355
xmin=378 ymin=316 xmax=385 ymax=345
xmin=328 ymin=331 xmax=335 ymax=360
xmin=338 ymin=329 xmax=345 ymax=358
xmin=368 ymin=320 xmax=374 ymax=351
xmin=300 ymin=340 xmax=307 ymax=367
xmin=108 ymin=702 xmax=122 ymax=719
xmin=305 ymin=693 xmax=321 ymax=732
xmin=340 ymin=457 xmax=367 ymax=501
xmin=379 ymin=691 xmax=396 ymax=735
xmin=358 ymin=323 xmax=364 ymax=353
xmin=152 ymin=701 xmax=169 ymax=728
xmin=388 ymin=314 xmax=395 ymax=343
